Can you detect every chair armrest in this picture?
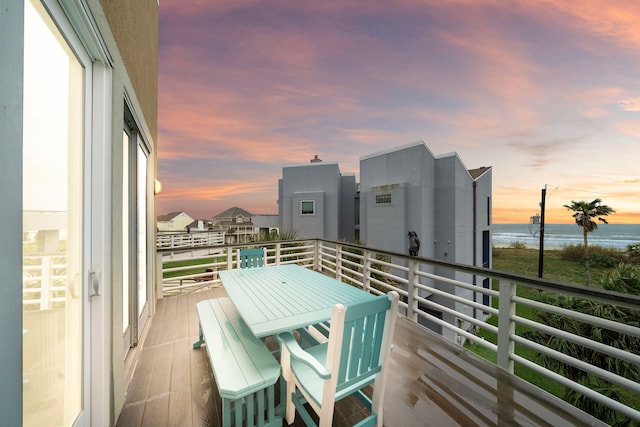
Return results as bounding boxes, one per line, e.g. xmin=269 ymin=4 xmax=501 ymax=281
xmin=277 ymin=332 xmax=331 ymax=379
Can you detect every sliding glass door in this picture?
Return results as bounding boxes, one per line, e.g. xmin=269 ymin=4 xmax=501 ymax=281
xmin=22 ymin=0 xmax=88 ymax=424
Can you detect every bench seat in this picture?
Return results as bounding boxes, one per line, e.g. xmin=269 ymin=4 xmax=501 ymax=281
xmin=194 ymin=298 xmax=282 ymax=427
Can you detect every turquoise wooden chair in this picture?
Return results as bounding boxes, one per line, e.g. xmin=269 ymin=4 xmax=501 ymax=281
xmin=236 ymin=248 xmax=266 ymax=269
xmin=278 ymin=291 xmax=399 ymax=427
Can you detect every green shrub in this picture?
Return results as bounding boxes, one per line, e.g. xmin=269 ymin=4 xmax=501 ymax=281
xmin=509 ymin=240 xmax=527 ymax=249
xmin=626 ymin=244 xmax=640 ymax=264
xmin=560 ymin=244 xmax=588 ymax=261
xmin=585 ymin=253 xmax=617 ymax=268
xmin=601 ymin=263 xmax=640 ymax=295
xmin=560 ymin=244 xmax=626 ymax=264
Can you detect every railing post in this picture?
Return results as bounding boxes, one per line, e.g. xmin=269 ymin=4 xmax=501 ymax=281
xmin=156 ymin=252 xmax=164 ymax=299
xmin=227 ymin=247 xmax=233 ymax=270
xmin=407 ymin=259 xmax=418 ymax=322
xmin=363 ymin=249 xmax=371 ymax=293
xmin=336 ymin=243 xmax=343 ymax=281
xmin=313 ymin=240 xmax=320 ymax=270
xmin=497 ymin=279 xmax=516 ymax=373
xmin=41 ymin=255 xmax=51 ymax=310
xmin=275 ymin=243 xmax=281 ymax=266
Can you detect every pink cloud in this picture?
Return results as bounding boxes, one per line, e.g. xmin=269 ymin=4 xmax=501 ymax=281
xmin=619 ymin=98 xmax=640 ymax=112
xmin=532 ymin=1 xmax=640 ymax=50
xmin=615 ymin=120 xmax=640 ymax=138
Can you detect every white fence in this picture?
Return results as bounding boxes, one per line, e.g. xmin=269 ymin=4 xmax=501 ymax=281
xmin=156 ymin=231 xmax=225 ymax=249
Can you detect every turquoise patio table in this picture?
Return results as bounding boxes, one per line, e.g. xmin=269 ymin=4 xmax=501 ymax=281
xmin=219 ymin=264 xmax=376 ymax=338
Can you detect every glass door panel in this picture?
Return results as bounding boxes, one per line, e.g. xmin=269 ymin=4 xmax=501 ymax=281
xmin=123 ymin=121 xmax=150 ymax=353
xmin=137 ymin=145 xmax=148 ymax=320
xmin=23 ymin=0 xmax=84 ymax=425
xmin=122 ymin=130 xmax=131 ymax=354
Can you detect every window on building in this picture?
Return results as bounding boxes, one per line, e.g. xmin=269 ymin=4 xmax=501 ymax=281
xmin=487 ymin=196 xmax=491 ymax=225
xmin=375 ymin=194 xmax=392 ymax=205
xmin=301 ymin=200 xmax=315 ymax=215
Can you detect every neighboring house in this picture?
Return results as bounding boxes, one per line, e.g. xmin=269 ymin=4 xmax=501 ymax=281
xmin=278 ymin=158 xmax=356 ymax=241
xmin=2 ymin=1 xmax=158 ymax=425
xmin=252 ymin=214 xmax=280 ymax=238
xmin=187 ymin=219 xmax=213 ymax=231
xmin=157 ymin=211 xmax=195 ymax=232
xmin=213 ymin=207 xmax=257 ymax=243
xmin=359 ymin=141 xmax=492 ymax=341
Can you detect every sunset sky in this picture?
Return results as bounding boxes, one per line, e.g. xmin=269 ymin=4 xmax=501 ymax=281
xmin=157 ymin=0 xmax=639 ymax=224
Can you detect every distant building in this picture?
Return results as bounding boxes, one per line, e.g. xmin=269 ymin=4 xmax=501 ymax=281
xmin=213 ymin=207 xmax=256 ymax=243
xmin=278 ymin=158 xmax=356 ymax=241
xmin=157 ymin=211 xmax=194 ymax=232
xmin=252 ymin=214 xmax=279 ymax=239
xmin=359 ymin=141 xmax=492 ymax=341
xmin=187 ymin=219 xmax=213 ymax=231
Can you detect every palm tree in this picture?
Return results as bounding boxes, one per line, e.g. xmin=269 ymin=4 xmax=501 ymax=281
xmin=563 ymin=199 xmax=615 ymax=286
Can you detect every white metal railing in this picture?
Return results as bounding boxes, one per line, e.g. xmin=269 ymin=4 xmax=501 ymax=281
xmin=156 ymin=231 xmax=225 ymax=249
xmin=158 ymin=238 xmax=640 ymax=424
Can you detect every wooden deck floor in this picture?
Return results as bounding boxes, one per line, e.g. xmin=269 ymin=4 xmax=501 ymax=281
xmin=115 ymin=287 xmax=607 ymax=427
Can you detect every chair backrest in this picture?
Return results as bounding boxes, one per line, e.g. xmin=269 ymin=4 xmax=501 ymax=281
xmin=237 ymin=248 xmax=265 ymax=269
xmin=326 ymin=291 xmax=399 ymax=398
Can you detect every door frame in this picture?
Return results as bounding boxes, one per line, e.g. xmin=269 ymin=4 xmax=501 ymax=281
xmin=39 ymin=0 xmax=112 ymax=424
xmin=123 ymin=106 xmax=152 ymax=352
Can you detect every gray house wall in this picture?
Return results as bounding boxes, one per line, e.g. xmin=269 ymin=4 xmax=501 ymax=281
xmin=339 ymin=174 xmax=356 ymax=242
xmin=434 ymin=154 xmax=473 ymax=264
xmin=360 ymin=142 xmax=436 ymax=257
xmin=360 ymin=141 xmax=492 ymax=342
xmin=433 ymin=154 xmax=476 ymax=340
xmin=279 ymin=161 xmax=355 ymax=241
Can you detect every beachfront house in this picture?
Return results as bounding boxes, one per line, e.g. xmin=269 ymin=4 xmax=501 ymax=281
xmin=212 ymin=206 xmax=257 ymax=243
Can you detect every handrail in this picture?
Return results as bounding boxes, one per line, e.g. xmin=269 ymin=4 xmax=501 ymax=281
xmin=159 ymin=238 xmax=640 ymax=424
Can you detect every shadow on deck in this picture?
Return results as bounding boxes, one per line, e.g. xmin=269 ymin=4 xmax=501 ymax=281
xmin=116 ymin=288 xmax=606 ymax=427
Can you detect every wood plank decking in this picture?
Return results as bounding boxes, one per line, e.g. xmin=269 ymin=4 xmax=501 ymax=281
xmin=115 ymin=288 xmax=606 ymax=427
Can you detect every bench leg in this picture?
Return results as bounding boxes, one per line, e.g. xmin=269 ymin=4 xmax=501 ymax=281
xmin=193 ymin=324 xmax=205 ymax=349
xmin=222 ymin=398 xmax=232 ymax=427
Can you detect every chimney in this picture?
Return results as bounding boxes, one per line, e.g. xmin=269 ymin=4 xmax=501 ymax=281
xmin=310 ymin=154 xmax=322 ymax=163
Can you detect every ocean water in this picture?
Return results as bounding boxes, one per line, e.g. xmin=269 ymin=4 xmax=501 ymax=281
xmin=492 ymin=223 xmax=640 ymax=250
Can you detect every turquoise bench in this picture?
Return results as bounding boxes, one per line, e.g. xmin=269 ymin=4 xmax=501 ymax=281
xmin=194 ymin=298 xmax=282 ymax=427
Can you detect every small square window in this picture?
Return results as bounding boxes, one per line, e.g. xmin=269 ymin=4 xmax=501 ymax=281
xmin=301 ymin=200 xmax=315 ymax=215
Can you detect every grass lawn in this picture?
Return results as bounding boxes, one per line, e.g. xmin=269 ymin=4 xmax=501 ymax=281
xmin=492 ymin=247 xmax=617 ymax=287
xmin=163 ymin=258 xmax=220 ymax=278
